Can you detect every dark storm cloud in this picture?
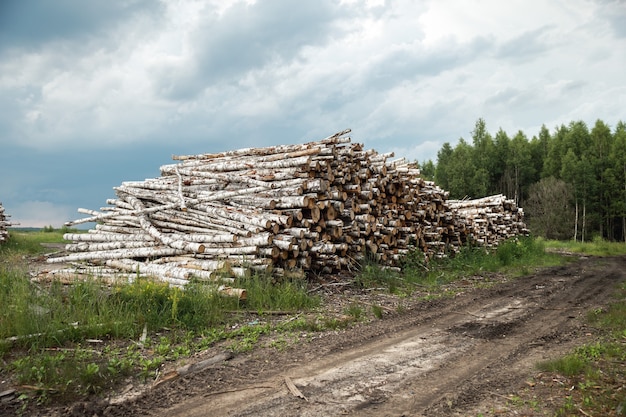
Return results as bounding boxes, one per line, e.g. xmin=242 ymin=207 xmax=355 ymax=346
xmin=0 ymin=0 xmax=162 ymax=51
xmin=361 ymin=35 xmax=494 ymax=91
xmin=153 ymin=0 xmax=350 ymax=100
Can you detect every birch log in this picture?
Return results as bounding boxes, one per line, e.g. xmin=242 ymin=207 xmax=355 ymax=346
xmin=49 ymin=129 xmax=528 ymax=286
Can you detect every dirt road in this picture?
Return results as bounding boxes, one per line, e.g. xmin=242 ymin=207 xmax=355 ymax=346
xmin=78 ymin=255 xmax=622 ymax=417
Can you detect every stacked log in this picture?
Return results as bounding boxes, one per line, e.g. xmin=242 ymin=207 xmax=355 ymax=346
xmin=448 ymin=195 xmax=529 ymax=247
xmin=0 ymin=202 xmax=15 ymax=244
xmin=47 ymin=130 xmax=525 ymax=285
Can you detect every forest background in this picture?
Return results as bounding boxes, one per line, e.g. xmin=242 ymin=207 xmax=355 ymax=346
xmin=418 ymin=118 xmax=626 ymax=242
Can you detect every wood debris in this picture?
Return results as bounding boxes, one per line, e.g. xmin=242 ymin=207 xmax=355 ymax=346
xmin=153 ymin=351 xmax=233 ymax=388
xmin=47 ymin=130 xmax=528 ymax=286
xmin=284 ymin=376 xmax=308 ymax=401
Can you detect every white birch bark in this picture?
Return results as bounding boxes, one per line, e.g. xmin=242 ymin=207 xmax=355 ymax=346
xmin=63 ymin=233 xmax=156 ymax=242
xmin=198 ymin=204 xmax=273 ymax=229
xmin=159 ymin=167 xmax=273 ymax=189
xmin=150 ymin=217 xmax=252 ymax=237
xmin=171 ymin=140 xmax=327 ymax=161
xmin=47 ymin=247 xmax=187 ymax=263
xmin=105 ymin=259 xmax=233 ymax=283
xmin=65 ymin=241 xmax=161 ymax=252
xmin=200 ymin=245 xmax=259 ymax=256
xmin=117 ymin=193 xmax=205 ymax=253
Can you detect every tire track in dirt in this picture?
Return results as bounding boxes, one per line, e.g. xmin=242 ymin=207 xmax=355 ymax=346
xmin=18 ymin=256 xmax=619 ymax=417
xmin=148 ymin=256 xmax=625 ymax=417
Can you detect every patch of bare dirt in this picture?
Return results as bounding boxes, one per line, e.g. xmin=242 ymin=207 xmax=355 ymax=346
xmin=3 ymin=255 xmax=626 ymax=416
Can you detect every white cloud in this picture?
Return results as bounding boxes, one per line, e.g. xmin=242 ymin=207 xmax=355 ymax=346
xmin=2 ymin=0 xmax=620 ymax=152
xmin=391 ymin=140 xmax=444 ymax=164
xmin=0 ymin=0 xmax=624 ymax=226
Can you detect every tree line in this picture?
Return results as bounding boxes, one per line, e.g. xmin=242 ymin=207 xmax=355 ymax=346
xmin=419 ymin=118 xmax=626 ymax=242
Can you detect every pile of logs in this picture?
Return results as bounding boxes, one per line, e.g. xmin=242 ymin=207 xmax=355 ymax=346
xmin=46 ymin=130 xmax=527 ymax=287
xmin=0 ymin=202 xmax=14 ymax=243
xmin=449 ymin=195 xmax=528 ymax=247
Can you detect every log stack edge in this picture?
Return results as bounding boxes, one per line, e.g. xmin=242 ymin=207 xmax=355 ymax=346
xmin=0 ymin=202 xmax=12 ymax=243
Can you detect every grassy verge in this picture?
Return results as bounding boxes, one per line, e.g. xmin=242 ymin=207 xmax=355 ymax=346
xmin=545 ymin=236 xmax=626 ymax=257
xmin=3 ymin=227 xmax=75 ymax=252
xmin=532 ymin=282 xmax=626 ymax=416
xmin=0 ymin=229 xmax=321 ymax=406
xmin=533 ymin=238 xmax=626 ymax=416
xmin=355 ymin=236 xmax=565 ymax=296
xmin=468 ymin=237 xmax=625 ymax=416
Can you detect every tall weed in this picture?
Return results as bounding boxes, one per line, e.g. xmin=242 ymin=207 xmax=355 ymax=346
xmin=236 ymin=274 xmax=320 ymax=311
xmin=358 ymin=236 xmax=561 ymax=292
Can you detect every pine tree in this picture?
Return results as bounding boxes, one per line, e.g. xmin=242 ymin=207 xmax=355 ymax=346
xmin=611 ymin=122 xmax=626 ymax=241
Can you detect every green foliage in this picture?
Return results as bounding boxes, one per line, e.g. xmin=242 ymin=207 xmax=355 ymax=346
xmin=525 ymin=177 xmax=574 ymax=239
xmin=354 ymin=260 xmax=404 ymax=293
xmin=227 ymin=323 xmax=272 ymax=353
xmin=10 ymin=346 xmax=136 ymax=398
xmin=447 ymin=138 xmax=479 ymax=198
xmin=431 ymin=118 xmax=626 ymax=241
xmin=1 ymin=232 xmax=54 ymax=255
xmin=418 ymin=159 xmax=436 ymax=181
xmin=435 ymin=142 xmax=454 ymax=191
xmin=371 ymin=304 xmax=384 ymax=319
xmin=587 ymin=282 xmax=626 ymax=334
xmin=495 ymin=236 xmax=548 ymax=267
xmin=3 ymin=228 xmax=80 ymax=252
xmin=112 ymin=278 xmax=235 ymax=331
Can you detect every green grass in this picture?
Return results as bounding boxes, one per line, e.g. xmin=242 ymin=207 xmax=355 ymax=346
xmin=545 ymin=235 xmax=626 ymax=257
xmin=0 ymin=270 xmax=322 ymax=395
xmin=235 ymin=273 xmax=320 ymax=312
xmin=537 ymin=353 xmax=589 ymax=376
xmin=0 ymin=229 xmax=322 ymax=405
xmin=344 ymin=302 xmax=365 ymax=320
xmin=3 ymin=227 xmax=78 ymax=253
xmin=355 ymin=236 xmax=564 ymax=295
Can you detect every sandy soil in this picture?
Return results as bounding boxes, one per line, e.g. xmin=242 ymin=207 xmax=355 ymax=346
xmin=3 ymin=254 xmax=625 ymax=416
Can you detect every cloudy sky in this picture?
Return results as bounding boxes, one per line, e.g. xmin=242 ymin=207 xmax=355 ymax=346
xmin=1 ymin=0 xmax=624 ymax=228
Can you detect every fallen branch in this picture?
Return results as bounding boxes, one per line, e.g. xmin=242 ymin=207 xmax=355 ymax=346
xmin=152 ymin=351 xmax=233 ymax=388
xmin=284 ymin=376 xmax=308 ymax=401
xmin=202 ymin=385 xmax=276 ymax=397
